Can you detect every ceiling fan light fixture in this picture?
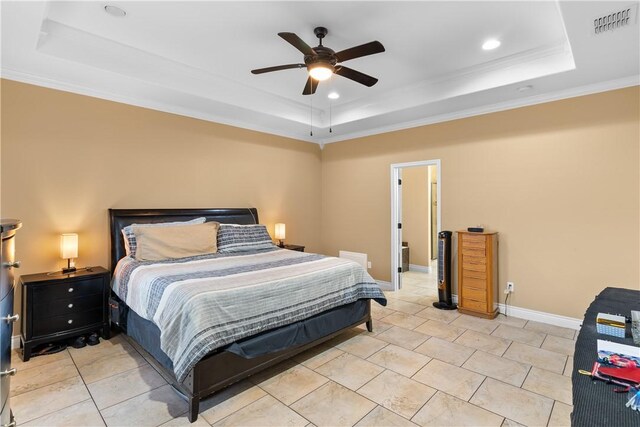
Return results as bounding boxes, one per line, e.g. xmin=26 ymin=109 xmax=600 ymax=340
xmin=308 ymin=64 xmax=334 ymax=81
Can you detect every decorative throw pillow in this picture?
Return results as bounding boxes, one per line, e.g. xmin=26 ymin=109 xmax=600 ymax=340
xmin=122 ymin=217 xmax=206 ymax=257
xmin=133 ymin=222 xmax=219 ymax=261
xmin=217 ymin=224 xmax=276 ymax=253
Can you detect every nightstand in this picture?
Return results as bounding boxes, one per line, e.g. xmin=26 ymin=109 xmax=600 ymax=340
xmin=20 ymin=266 xmax=111 ymax=361
xmin=283 ymin=244 xmax=305 ymax=252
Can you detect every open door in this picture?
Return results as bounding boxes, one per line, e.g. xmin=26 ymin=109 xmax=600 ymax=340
xmin=397 ymin=169 xmax=403 ymax=290
xmin=391 ymin=165 xmax=403 ymax=290
xmin=391 ymin=160 xmax=441 ymax=292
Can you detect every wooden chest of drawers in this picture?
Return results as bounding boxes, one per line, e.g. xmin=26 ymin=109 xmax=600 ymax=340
xmin=457 ymin=231 xmax=499 ymax=319
xmin=20 ymin=267 xmax=110 ymax=361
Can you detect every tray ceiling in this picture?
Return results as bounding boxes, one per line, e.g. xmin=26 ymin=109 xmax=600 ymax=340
xmin=1 ymin=1 xmax=638 ymax=144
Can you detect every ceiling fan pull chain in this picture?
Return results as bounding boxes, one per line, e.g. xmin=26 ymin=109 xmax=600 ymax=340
xmin=329 ymin=101 xmax=332 ymax=133
xmin=310 ymin=96 xmax=313 ymax=137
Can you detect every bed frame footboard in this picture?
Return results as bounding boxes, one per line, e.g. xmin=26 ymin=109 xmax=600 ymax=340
xmin=125 ymin=300 xmax=372 ymax=423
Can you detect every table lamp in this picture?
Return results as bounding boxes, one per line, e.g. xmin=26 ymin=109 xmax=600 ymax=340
xmin=274 ymin=223 xmax=286 ymax=248
xmin=61 ymin=233 xmax=78 ymax=273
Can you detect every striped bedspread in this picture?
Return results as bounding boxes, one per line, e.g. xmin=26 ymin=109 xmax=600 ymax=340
xmin=112 ymin=248 xmax=386 ymax=382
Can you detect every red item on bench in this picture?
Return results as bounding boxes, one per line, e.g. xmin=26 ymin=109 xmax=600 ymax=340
xmin=598 ymin=364 xmax=640 ymax=386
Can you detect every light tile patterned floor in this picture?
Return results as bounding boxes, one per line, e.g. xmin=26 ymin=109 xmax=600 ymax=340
xmin=11 ymin=271 xmax=577 ymax=426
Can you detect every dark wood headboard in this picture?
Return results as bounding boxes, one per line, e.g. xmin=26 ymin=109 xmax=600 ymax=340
xmin=108 ymin=208 xmax=259 ymax=271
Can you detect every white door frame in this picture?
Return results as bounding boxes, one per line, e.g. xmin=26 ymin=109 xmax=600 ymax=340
xmin=390 ymin=159 xmax=442 ymax=291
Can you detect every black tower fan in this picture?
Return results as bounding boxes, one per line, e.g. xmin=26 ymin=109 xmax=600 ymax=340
xmin=433 ymin=231 xmax=457 ymax=310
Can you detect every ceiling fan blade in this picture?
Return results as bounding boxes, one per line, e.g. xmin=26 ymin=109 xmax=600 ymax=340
xmin=302 ymin=77 xmax=318 ymax=95
xmin=251 ymin=64 xmax=305 ymax=74
xmin=278 ymin=32 xmax=316 ymax=56
xmin=335 ymin=66 xmax=378 ymax=87
xmin=335 ymin=41 xmax=385 ymax=63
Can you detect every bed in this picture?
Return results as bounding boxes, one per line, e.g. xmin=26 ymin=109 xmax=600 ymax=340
xmin=108 ymin=208 xmax=387 ymax=423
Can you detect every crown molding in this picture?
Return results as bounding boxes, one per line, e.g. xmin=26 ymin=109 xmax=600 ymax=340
xmin=319 ymin=75 xmax=640 ymax=144
xmin=3 ymin=68 xmax=637 ymax=147
xmin=0 ymin=68 xmax=317 ymax=144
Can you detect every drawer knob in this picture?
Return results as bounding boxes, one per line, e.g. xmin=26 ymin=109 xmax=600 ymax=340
xmin=2 ymin=261 xmax=20 ymax=269
xmin=68 ymin=287 xmax=74 ymax=293
xmin=68 ymin=303 xmax=74 ymax=309
xmin=2 ymin=313 xmax=19 ymax=324
xmin=0 ymin=368 xmax=17 ymax=377
xmin=68 ymin=319 xmax=73 ymax=324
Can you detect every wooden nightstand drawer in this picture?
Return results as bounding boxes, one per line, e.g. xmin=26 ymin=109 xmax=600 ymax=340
xmin=32 ymin=277 xmax=103 ymax=302
xmin=33 ymin=293 xmax=103 ymax=320
xmin=32 ymin=308 xmax=103 ymax=337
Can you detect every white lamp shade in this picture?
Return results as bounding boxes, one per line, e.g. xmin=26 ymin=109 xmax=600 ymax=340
xmin=274 ymin=223 xmax=286 ymax=240
xmin=60 ymin=233 xmax=78 ymax=259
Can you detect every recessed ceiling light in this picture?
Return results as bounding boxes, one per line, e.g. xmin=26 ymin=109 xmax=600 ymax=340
xmin=517 ymin=85 xmax=533 ymax=92
xmin=104 ymin=5 xmax=126 ymax=17
xmin=482 ymin=39 xmax=501 ymax=50
xmin=328 ymin=92 xmax=340 ymax=100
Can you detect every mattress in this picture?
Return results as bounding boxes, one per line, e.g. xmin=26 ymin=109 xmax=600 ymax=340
xmin=112 ymin=247 xmax=386 ymax=381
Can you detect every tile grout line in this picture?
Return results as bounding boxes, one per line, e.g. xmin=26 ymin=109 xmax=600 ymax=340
xmin=200 ymin=383 xmax=271 ymax=426
xmin=68 ymin=348 xmax=110 ymax=427
xmin=426 ymin=388 xmax=508 ymax=424
xmin=10 ymin=361 xmax=79 ymax=398
xmin=97 ymin=380 xmax=168 ymax=412
xmin=468 ymin=376 xmax=558 ymax=424
xmin=547 ymin=400 xmax=558 ymax=427
xmin=20 ymin=397 xmax=95 ymax=426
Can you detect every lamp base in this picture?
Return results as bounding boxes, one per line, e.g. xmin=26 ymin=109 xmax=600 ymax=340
xmin=62 ymin=258 xmax=76 ymax=274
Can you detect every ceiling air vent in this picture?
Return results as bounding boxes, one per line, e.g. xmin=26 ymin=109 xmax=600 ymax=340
xmin=593 ymin=5 xmax=637 ymax=35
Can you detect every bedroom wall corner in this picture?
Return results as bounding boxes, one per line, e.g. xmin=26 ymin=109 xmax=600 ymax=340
xmin=320 ymin=86 xmax=640 ymax=319
xmin=0 ymin=79 xmax=323 ymax=334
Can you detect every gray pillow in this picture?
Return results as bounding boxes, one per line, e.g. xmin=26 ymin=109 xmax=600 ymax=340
xmin=217 ymin=224 xmax=276 ymax=253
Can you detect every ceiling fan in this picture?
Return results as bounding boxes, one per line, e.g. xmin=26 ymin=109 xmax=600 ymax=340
xmin=251 ymin=27 xmax=385 ymax=95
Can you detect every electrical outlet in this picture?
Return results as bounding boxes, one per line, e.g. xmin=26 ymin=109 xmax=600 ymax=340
xmin=506 ymin=282 xmax=515 ymax=293
xmin=367 ymin=261 xmax=372 ymax=269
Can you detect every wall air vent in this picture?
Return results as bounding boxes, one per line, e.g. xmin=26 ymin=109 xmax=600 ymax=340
xmin=593 ymin=5 xmax=637 ymax=35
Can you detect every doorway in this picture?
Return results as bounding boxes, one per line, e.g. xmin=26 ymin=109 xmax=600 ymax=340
xmin=390 ymin=160 xmax=441 ymax=291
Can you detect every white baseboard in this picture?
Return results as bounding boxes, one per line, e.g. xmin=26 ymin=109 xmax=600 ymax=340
xmin=11 ymin=335 xmax=20 ymax=350
xmin=408 ymin=264 xmax=431 ymax=273
xmin=376 ymin=280 xmax=393 ymax=291
xmin=497 ymin=302 xmax=582 ymax=330
xmin=451 ymin=293 xmax=581 ymax=330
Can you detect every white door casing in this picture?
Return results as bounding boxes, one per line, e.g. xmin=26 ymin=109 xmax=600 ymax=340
xmin=390 ymin=160 xmax=442 ymax=291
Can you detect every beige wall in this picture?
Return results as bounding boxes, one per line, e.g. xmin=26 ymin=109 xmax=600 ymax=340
xmin=402 ymin=166 xmax=430 ymax=267
xmin=1 ymin=80 xmax=322 ymax=332
xmin=2 ymin=79 xmax=639 ymax=323
xmin=321 ymin=87 xmax=640 ymax=318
